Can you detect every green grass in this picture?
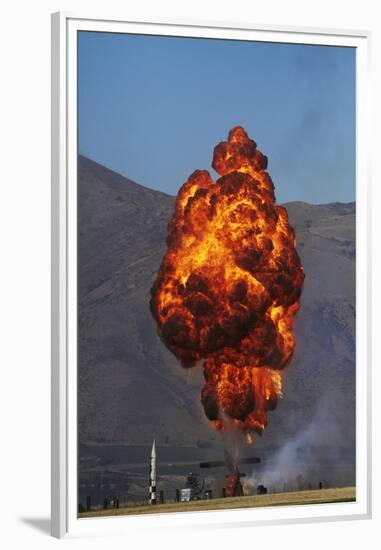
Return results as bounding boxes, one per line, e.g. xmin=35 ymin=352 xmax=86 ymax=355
xmin=78 ymin=486 xmax=355 ymax=518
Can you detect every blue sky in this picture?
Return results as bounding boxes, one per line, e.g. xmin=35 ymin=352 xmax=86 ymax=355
xmin=78 ymin=32 xmax=355 ymax=204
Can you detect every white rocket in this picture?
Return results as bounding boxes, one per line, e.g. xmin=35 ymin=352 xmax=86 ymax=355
xmin=149 ymin=439 xmax=157 ymax=504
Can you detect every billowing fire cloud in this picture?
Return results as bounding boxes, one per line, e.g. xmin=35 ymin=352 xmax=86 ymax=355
xmin=150 ymin=127 xmax=304 ymax=440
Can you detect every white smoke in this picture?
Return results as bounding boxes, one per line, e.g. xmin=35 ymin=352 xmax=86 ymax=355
xmin=244 ymin=391 xmax=355 ymax=494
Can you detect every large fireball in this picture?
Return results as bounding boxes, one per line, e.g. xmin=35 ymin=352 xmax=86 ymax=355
xmin=150 ymin=127 xmax=304 ymax=439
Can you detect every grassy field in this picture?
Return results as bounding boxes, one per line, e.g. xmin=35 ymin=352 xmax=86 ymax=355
xmin=79 ymin=487 xmax=355 ymax=518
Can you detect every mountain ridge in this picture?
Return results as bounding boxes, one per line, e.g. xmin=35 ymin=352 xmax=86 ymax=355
xmin=78 ymin=155 xmax=355 ymax=462
xmin=79 ymin=154 xmax=355 ymax=209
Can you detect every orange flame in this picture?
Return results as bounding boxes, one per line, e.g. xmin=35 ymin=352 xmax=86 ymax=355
xmin=150 ymin=127 xmax=304 ymax=439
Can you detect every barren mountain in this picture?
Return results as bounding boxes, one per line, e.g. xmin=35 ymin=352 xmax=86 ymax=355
xmin=78 ymin=155 xmax=355 ymax=465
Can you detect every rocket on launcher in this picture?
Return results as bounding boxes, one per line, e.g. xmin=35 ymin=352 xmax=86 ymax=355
xmin=149 ymin=439 xmax=157 ymax=505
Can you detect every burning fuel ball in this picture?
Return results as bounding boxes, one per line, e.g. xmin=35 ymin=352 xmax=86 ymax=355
xmin=150 ymin=127 xmax=304 ymax=439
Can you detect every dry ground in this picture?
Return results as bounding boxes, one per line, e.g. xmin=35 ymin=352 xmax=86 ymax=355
xmin=78 ymin=486 xmax=355 ymax=518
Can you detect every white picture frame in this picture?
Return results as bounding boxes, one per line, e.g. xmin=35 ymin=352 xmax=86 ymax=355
xmin=51 ymin=11 xmax=372 ymax=539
